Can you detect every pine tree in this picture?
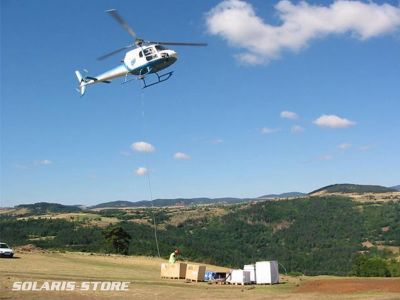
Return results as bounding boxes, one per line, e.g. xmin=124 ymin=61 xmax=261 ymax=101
xmin=102 ymin=226 xmax=131 ymax=255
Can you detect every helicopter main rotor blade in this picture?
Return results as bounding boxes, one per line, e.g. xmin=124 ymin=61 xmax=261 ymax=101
xmin=97 ymin=44 xmax=134 ymax=60
xmin=106 ymin=9 xmax=137 ymax=40
xmin=148 ymin=41 xmax=208 ymax=47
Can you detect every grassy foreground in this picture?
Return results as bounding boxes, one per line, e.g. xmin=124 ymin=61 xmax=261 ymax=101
xmin=0 ymin=251 xmax=399 ymax=300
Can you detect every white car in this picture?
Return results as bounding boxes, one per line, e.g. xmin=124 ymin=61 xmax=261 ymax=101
xmin=0 ymin=242 xmax=14 ymax=258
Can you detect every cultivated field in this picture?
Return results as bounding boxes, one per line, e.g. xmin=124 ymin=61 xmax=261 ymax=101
xmin=1 ymin=251 xmax=400 ymax=300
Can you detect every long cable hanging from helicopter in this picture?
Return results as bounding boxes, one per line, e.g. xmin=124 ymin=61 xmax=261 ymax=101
xmin=139 ymin=91 xmax=161 ymax=258
xmin=75 ymin=9 xmax=207 ymax=256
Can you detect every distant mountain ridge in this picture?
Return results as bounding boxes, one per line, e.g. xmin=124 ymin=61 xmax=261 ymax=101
xmin=15 ymin=202 xmax=82 ymax=215
xmin=309 ymin=184 xmax=397 ymax=195
xmin=391 ymin=185 xmax=400 ymax=191
xmin=90 ymin=197 xmax=245 ymax=209
xmin=10 ymin=183 xmax=399 ymax=210
xmin=92 ymin=193 xmax=307 ymax=209
xmin=258 ymin=192 xmax=306 ymax=199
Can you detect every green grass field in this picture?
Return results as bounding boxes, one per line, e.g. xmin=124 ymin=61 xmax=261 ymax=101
xmin=1 ymin=251 xmax=399 ymax=300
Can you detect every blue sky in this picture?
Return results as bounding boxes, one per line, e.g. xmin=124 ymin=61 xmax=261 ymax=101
xmin=1 ymin=0 xmax=399 ymax=206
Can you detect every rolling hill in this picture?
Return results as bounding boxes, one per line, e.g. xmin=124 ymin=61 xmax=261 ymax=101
xmin=14 ymin=202 xmax=82 ymax=216
xmin=258 ymin=192 xmax=306 ymax=199
xmin=309 ymin=184 xmax=397 ymax=195
xmin=90 ymin=197 xmax=246 ymax=208
xmin=7 ymin=183 xmax=398 ymax=211
xmin=391 ymin=185 xmax=400 ymax=191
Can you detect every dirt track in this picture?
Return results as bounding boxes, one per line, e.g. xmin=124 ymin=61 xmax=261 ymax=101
xmin=296 ymin=278 xmax=400 ymax=294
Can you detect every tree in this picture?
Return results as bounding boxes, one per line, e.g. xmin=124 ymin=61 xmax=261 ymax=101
xmin=102 ymin=226 xmax=132 ymax=255
xmin=352 ymin=254 xmax=390 ymax=277
xmin=388 ymin=259 xmax=400 ymax=277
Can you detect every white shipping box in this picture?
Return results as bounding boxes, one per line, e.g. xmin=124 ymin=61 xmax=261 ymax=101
xmin=255 ymin=261 xmax=279 ymax=284
xmin=244 ymin=264 xmax=256 ymax=282
xmin=228 ymin=269 xmax=251 ymax=285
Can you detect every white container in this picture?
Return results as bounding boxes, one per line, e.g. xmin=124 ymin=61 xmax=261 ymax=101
xmin=227 ymin=269 xmax=251 ymax=285
xmin=255 ymin=261 xmax=279 ymax=284
xmin=243 ymin=264 xmax=256 ymax=283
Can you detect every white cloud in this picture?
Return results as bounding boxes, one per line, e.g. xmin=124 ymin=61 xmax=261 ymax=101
xmin=131 ymin=141 xmax=155 ymax=153
xmin=35 ymin=159 xmax=53 ymax=165
xmin=261 ymin=127 xmax=280 ymax=134
xmin=206 ymin=0 xmax=400 ymax=64
xmin=291 ymin=125 xmax=304 ymax=133
xmin=281 ymin=111 xmax=298 ymax=120
xmin=234 ymin=53 xmax=265 ymax=65
xmin=313 ymin=114 xmax=355 ymax=128
xmin=338 ymin=143 xmax=352 ymax=150
xmin=135 ymin=167 xmax=148 ymax=176
xmin=174 ymin=152 xmax=191 ymax=160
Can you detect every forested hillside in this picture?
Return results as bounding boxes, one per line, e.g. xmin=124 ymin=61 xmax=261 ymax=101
xmin=310 ymin=184 xmax=397 ymax=194
xmin=1 ymin=196 xmax=399 ymax=276
xmin=14 ymin=202 xmax=82 ymax=216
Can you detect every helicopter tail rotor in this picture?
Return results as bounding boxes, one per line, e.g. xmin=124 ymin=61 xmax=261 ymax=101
xmin=75 ymin=70 xmax=87 ymax=96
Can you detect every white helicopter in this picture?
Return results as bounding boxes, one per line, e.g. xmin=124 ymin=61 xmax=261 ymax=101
xmin=75 ymin=9 xmax=207 ymax=95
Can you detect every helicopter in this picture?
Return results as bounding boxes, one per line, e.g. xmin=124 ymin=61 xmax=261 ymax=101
xmin=75 ymin=9 xmax=207 ymax=95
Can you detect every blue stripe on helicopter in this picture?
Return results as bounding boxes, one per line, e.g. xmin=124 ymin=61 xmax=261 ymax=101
xmin=126 ymin=57 xmax=175 ymax=75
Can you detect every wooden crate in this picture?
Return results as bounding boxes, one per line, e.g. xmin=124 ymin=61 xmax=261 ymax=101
xmin=160 ymin=263 xmax=187 ymax=279
xmin=185 ymin=264 xmax=206 ymax=282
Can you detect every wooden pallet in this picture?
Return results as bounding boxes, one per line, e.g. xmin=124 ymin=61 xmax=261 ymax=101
xmin=161 ymin=276 xmax=181 ymax=280
xmin=227 ymin=282 xmax=251 ymax=286
xmin=212 ymin=280 xmax=227 ymax=285
xmin=185 ymin=278 xmax=204 ymax=283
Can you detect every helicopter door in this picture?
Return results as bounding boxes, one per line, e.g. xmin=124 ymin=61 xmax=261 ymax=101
xmin=143 ymin=47 xmax=157 ymax=61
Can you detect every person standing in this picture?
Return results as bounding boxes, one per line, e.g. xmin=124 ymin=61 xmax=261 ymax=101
xmin=169 ymin=248 xmax=180 ymax=263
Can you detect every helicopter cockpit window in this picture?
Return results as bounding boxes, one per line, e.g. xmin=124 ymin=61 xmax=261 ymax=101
xmin=144 ymin=48 xmax=154 ymax=56
xmin=144 ymin=47 xmax=157 ymax=61
xmin=155 ymin=45 xmax=166 ymax=52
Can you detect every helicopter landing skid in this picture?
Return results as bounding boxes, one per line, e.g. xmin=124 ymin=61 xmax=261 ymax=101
xmin=141 ymin=71 xmax=174 ymax=89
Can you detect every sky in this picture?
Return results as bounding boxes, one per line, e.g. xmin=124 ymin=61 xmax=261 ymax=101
xmin=1 ymin=0 xmax=399 ymax=207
